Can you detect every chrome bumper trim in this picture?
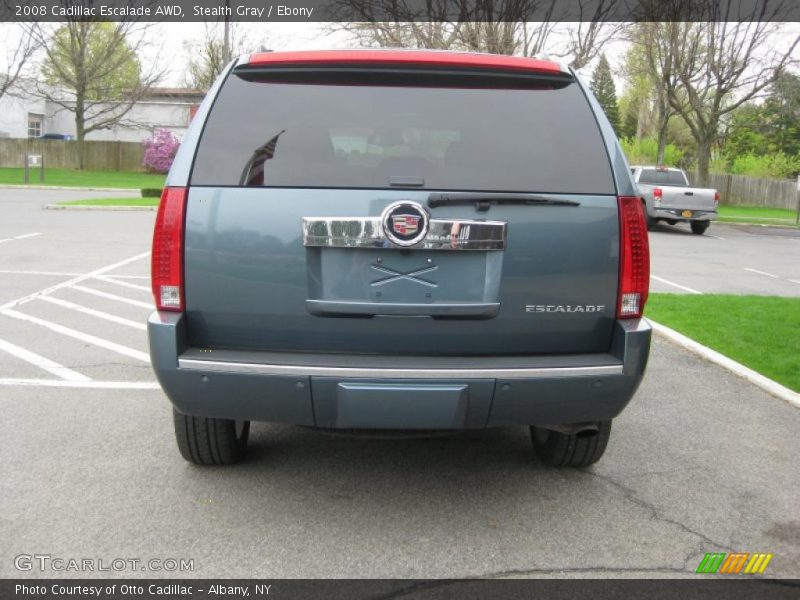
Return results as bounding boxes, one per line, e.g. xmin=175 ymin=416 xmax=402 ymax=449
xmin=653 ymin=208 xmax=718 ymax=220
xmin=178 ymin=358 xmax=623 ymax=380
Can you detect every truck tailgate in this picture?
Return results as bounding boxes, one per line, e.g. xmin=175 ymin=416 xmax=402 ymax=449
xmin=660 ymin=187 xmax=716 ymax=210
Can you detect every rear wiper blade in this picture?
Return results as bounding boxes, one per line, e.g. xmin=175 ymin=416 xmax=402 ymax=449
xmin=427 ymin=192 xmax=580 ymax=211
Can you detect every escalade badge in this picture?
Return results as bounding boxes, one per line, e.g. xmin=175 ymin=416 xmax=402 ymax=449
xmin=381 ymin=201 xmax=429 ymax=247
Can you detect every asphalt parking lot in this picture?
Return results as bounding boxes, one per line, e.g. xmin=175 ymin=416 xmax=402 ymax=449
xmin=1 ymin=189 xmax=798 ymax=579
xmin=648 ymin=220 xmax=800 ymax=297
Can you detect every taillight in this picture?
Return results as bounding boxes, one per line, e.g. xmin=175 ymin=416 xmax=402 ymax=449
xmin=151 ymin=187 xmax=187 ymax=312
xmin=653 ymin=187 xmax=662 ymax=198
xmin=714 ymin=190 xmax=720 ymax=208
xmin=617 ymin=196 xmax=650 ymax=319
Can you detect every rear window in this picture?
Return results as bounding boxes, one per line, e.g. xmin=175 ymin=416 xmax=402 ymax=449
xmin=638 ymin=169 xmax=688 ymax=187
xmin=190 ymin=72 xmax=614 ymax=194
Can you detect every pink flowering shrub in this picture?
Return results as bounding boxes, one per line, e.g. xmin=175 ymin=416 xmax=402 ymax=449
xmin=142 ymin=128 xmax=180 ymax=173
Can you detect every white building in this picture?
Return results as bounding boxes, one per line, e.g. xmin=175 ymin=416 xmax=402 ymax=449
xmin=0 ymin=80 xmax=206 ymax=142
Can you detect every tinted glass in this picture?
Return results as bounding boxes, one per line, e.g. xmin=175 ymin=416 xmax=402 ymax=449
xmin=639 ymin=169 xmax=687 ymax=186
xmin=191 ymin=74 xmax=615 ymax=194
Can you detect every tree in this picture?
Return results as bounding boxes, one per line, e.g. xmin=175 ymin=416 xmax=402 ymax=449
xmin=628 ymin=22 xmax=685 ymax=164
xmin=590 ymin=54 xmax=620 ymax=134
xmin=325 ymin=0 xmax=622 ymax=62
xmin=0 ymin=24 xmax=40 ymax=101
xmin=761 ymin=71 xmax=800 ymax=157
xmin=553 ymin=2 xmax=626 ymax=70
xmin=665 ymin=10 xmax=799 ymax=185
xmin=326 ymin=1 xmax=546 ymax=55
xmin=32 ymin=22 xmax=164 ymax=169
xmin=184 ymin=23 xmax=267 ymax=90
xmin=618 ymin=41 xmax=655 ymax=140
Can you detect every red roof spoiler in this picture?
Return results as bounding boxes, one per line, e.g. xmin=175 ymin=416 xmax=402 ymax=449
xmin=247 ymin=50 xmax=564 ymax=75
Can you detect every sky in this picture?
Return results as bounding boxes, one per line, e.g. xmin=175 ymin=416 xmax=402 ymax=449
xmin=143 ymin=22 xmax=352 ymax=86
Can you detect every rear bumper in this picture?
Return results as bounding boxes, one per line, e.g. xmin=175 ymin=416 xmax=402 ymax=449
xmin=148 ymin=313 xmax=651 ymax=428
xmin=652 ymin=207 xmax=718 ymax=222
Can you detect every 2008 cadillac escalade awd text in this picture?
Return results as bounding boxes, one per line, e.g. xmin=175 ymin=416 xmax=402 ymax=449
xmin=148 ymin=50 xmax=651 ymax=467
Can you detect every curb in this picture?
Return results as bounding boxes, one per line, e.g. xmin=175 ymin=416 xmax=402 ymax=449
xmin=717 ymin=220 xmax=798 ymax=230
xmin=649 ymin=319 xmax=800 ymax=408
xmin=0 ymin=184 xmax=142 ymax=192
xmin=43 ymin=204 xmax=157 ymax=212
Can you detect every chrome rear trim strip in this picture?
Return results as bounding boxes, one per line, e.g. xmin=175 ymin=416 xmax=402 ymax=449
xmin=302 ymin=217 xmax=506 ymax=251
xmin=178 ymin=358 xmax=623 ymax=379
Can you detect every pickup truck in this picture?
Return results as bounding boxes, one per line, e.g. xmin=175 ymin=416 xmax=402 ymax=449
xmin=631 ymin=166 xmax=719 ymax=234
xmin=148 ymin=49 xmax=651 ymax=468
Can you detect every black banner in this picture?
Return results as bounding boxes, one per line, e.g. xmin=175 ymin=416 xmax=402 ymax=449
xmin=1 ymin=0 xmax=799 ymax=23
xmin=3 ymin=579 xmax=800 ymax=600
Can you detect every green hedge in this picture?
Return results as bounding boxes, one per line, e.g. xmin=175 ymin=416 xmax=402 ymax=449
xmin=141 ymin=188 xmax=163 ymax=198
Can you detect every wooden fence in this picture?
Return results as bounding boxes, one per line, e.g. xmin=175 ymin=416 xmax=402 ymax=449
xmin=0 ymin=138 xmax=143 ymax=172
xmin=706 ymin=172 xmax=799 ymax=211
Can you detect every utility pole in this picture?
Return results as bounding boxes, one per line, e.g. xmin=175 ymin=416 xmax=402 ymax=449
xmin=223 ymin=0 xmax=230 ymax=62
xmin=795 ymin=174 xmax=800 ymax=225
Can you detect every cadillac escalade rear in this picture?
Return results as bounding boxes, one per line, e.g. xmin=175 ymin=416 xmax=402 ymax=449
xmin=148 ymin=50 xmax=651 ymax=467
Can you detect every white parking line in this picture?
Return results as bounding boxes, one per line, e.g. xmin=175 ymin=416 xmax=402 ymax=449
xmin=0 ymin=251 xmax=150 ymax=311
xmin=94 ymin=275 xmax=151 ymax=293
xmin=69 ymin=285 xmax=153 ymax=309
xmin=0 ymin=309 xmax=150 ymax=362
xmin=0 ymin=269 xmax=83 ymax=276
xmin=706 ymin=234 xmax=726 ymax=240
xmin=0 ymin=270 xmax=148 ymax=279
xmin=0 ymin=232 xmax=42 ymax=244
xmin=650 ymin=275 xmax=703 ymax=295
xmin=38 ymin=296 xmax=147 ymax=331
xmin=744 ymin=267 xmax=779 ymax=278
xmin=0 ymin=378 xmax=160 ymax=389
xmin=0 ymin=337 xmax=91 ymax=382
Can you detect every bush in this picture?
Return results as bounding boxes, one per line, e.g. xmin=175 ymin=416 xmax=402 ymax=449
xmin=620 ymin=137 xmax=684 ymax=167
xmin=141 ymin=188 xmax=162 ymax=198
xmin=728 ymin=152 xmax=800 ymax=179
xmin=709 ymin=156 xmax=730 ymax=175
xmin=142 ymin=128 xmax=180 ymax=174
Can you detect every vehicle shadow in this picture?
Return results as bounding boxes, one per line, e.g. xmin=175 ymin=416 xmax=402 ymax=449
xmin=648 ymin=222 xmax=695 ymax=236
xmin=184 ymin=423 xmax=608 ymax=517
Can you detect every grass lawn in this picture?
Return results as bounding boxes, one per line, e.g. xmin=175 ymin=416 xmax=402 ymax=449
xmin=717 ymin=205 xmax=798 ymax=227
xmin=0 ymin=167 xmax=165 ymax=189
xmin=646 ymin=293 xmax=800 ymax=392
xmin=57 ymin=197 xmax=159 ymax=207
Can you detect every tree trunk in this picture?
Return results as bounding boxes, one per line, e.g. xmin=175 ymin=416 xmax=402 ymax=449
xmin=695 ymin=136 xmax=712 ymax=187
xmin=75 ymin=95 xmax=85 ymax=170
xmin=636 ymin=99 xmax=648 ymax=139
xmin=656 ymin=121 xmax=669 ymax=165
xmin=654 ymin=89 xmax=670 ymax=165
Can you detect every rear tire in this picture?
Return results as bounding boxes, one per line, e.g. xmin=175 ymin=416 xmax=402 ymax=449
xmin=530 ymin=421 xmax=612 ymax=467
xmin=173 ymin=410 xmax=250 ymax=465
xmin=691 ymin=221 xmax=710 ymax=235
